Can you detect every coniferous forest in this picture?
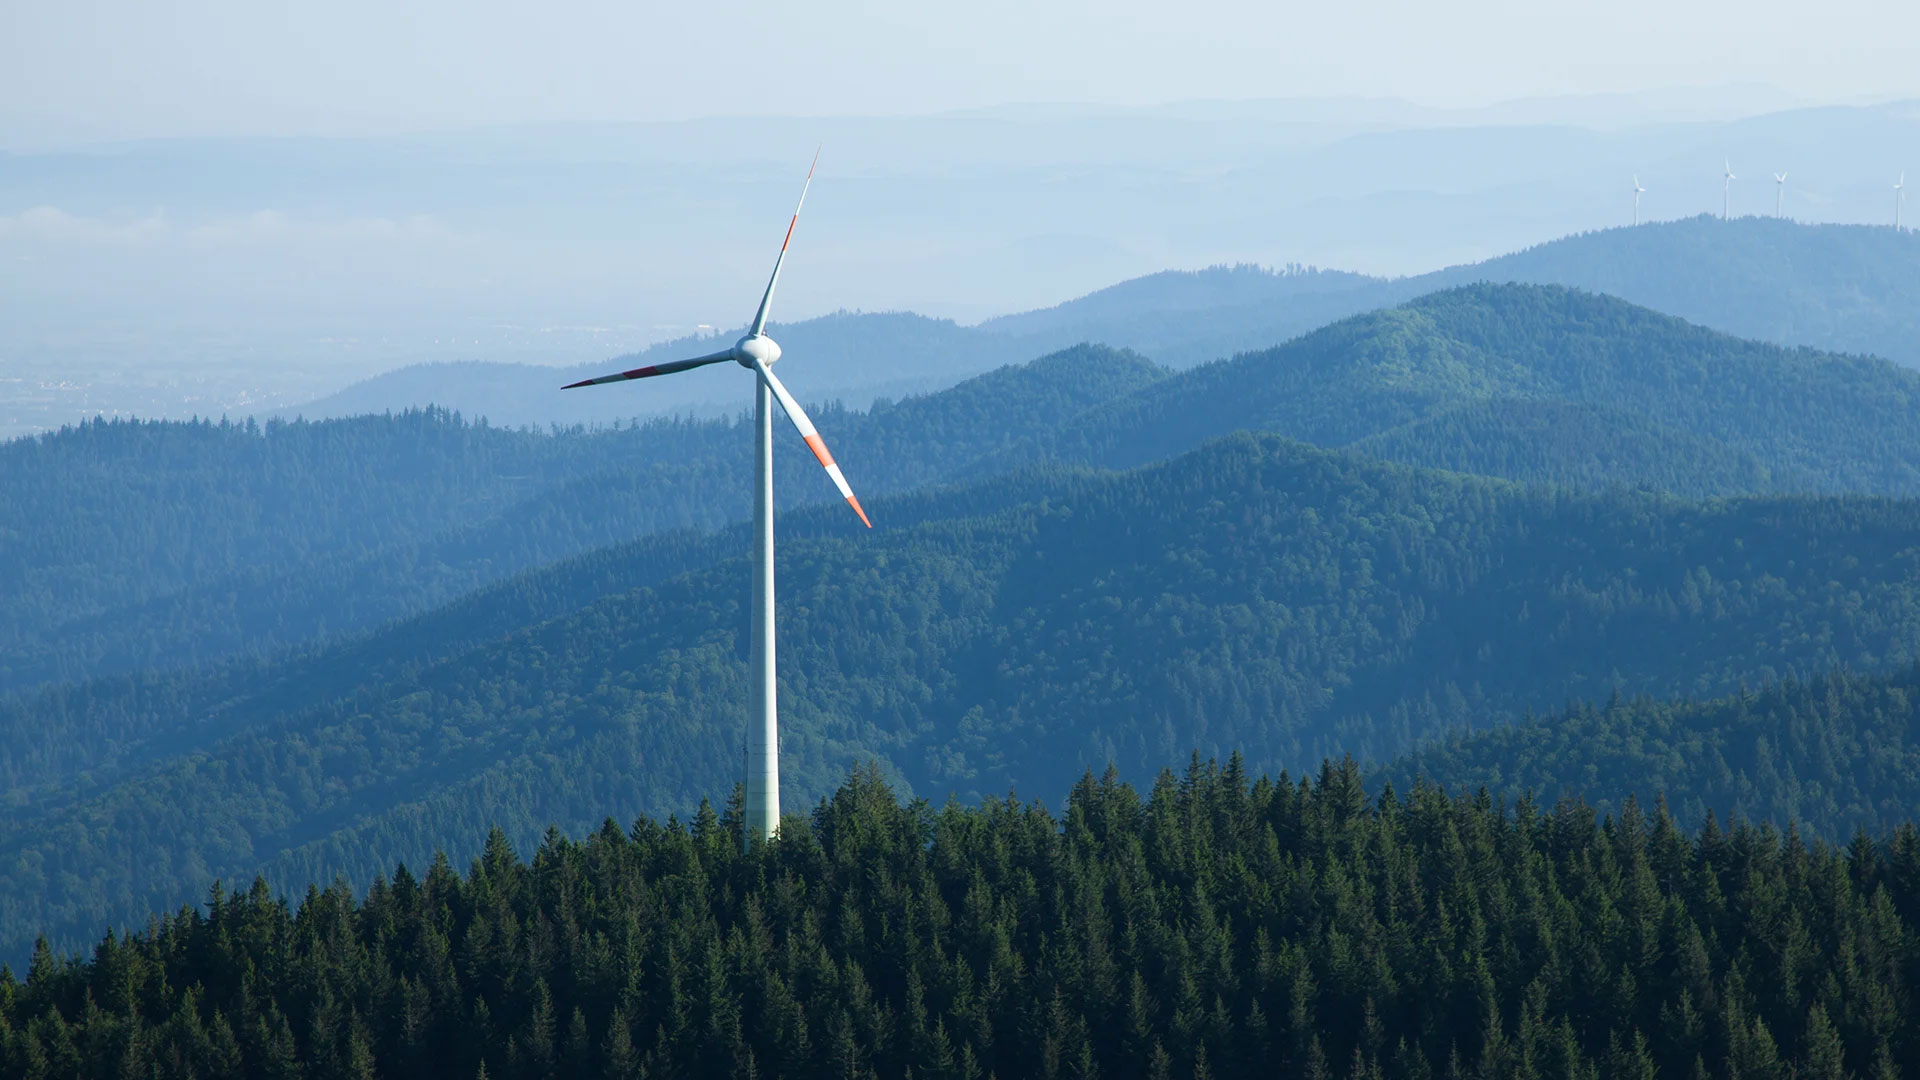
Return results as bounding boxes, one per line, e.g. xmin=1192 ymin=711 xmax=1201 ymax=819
xmin=6 ymin=763 xmax=1917 ymax=1080
xmin=16 ymin=429 xmax=1920 ymax=963
xmin=10 ymin=259 xmax=1920 ymax=1079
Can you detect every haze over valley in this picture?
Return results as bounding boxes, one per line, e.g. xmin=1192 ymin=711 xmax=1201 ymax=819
xmin=6 ymin=94 xmax=1919 ymax=437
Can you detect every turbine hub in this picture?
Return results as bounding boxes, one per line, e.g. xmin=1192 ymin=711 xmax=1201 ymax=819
xmin=735 ymin=333 xmax=781 ymax=368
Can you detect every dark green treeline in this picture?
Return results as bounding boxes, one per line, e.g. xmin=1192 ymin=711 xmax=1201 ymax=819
xmin=5 ymin=760 xmax=1916 ymax=1080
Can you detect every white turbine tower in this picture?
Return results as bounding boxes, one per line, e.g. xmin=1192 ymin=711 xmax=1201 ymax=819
xmin=1774 ymin=172 xmax=1788 ymax=218
xmin=1723 ymin=160 xmax=1736 ymax=221
xmin=562 ymin=152 xmax=870 ymax=843
xmin=1898 ymin=172 xmax=1907 ymax=231
xmin=1633 ymin=176 xmax=1646 ymax=225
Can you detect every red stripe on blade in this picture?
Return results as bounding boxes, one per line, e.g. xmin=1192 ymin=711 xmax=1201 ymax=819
xmin=802 ymin=433 xmax=836 ymax=468
xmin=847 ymin=494 xmax=872 ymax=528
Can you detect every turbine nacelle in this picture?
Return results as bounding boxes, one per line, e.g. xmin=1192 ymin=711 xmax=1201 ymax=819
xmin=735 ymin=333 xmax=782 ymax=368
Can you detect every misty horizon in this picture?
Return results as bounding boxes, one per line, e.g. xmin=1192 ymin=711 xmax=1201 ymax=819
xmin=6 ymin=88 xmax=1919 ymax=437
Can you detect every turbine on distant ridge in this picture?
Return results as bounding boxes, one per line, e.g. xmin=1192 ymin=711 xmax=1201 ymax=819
xmin=1774 ymin=172 xmax=1788 ymax=218
xmin=1633 ymin=176 xmax=1646 ymax=226
xmin=562 ymin=151 xmax=870 ymax=844
xmin=1898 ymin=172 xmax=1907 ymax=231
xmin=1723 ymin=160 xmax=1736 ymax=221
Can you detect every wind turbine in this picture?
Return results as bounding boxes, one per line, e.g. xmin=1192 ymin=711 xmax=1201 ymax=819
xmin=1723 ymin=160 xmax=1736 ymax=221
xmin=1898 ymin=172 xmax=1907 ymax=231
xmin=1633 ymin=176 xmax=1646 ymax=225
xmin=562 ymin=152 xmax=870 ymax=843
xmin=1774 ymin=172 xmax=1788 ymax=218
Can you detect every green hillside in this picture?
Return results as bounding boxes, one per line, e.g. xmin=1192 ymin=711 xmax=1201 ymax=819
xmin=20 ymin=281 xmax=1920 ymax=700
xmin=1004 ymin=283 xmax=1920 ymax=493
xmin=10 ymin=434 xmax=1920 ymax=959
xmin=0 ymin=347 xmax=1164 ymax=692
xmin=0 ymin=462 xmax=1065 ymax=804
xmin=1347 ymin=398 xmax=1772 ymax=498
xmin=1383 ymin=665 xmax=1920 ymax=840
xmin=8 ymin=763 xmax=1917 ymax=1080
xmin=1456 ymin=216 xmax=1920 ymax=364
xmin=16 ymin=283 xmax=1920 ymax=695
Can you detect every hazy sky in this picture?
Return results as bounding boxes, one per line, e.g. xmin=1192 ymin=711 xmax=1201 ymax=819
xmin=5 ymin=0 xmax=1917 ymax=141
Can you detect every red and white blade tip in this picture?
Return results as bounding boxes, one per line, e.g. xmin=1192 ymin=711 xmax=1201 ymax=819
xmin=777 ymin=149 xmax=820 ymax=256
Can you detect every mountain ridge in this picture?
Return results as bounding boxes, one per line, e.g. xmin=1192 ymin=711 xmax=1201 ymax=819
xmin=0 ymin=346 xmax=1164 ymax=693
xmin=987 ymin=217 xmax=1920 ymax=369
xmin=275 ymin=218 xmax=1920 ymax=429
xmin=988 ymin=282 xmax=1920 ymax=492
xmin=15 ymin=284 xmax=1920 ymax=698
xmin=11 ymin=431 xmax=1920 ymax=957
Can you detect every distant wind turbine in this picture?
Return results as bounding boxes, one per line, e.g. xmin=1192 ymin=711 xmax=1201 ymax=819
xmin=1723 ymin=160 xmax=1736 ymax=221
xmin=1774 ymin=172 xmax=1788 ymax=218
xmin=1633 ymin=176 xmax=1646 ymax=225
xmin=1898 ymin=172 xmax=1907 ymax=231
xmin=562 ymin=151 xmax=871 ymax=844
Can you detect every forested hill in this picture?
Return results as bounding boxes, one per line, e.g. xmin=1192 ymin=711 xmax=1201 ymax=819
xmin=1453 ymin=215 xmax=1920 ymax=365
xmin=1381 ymin=664 xmax=1920 ymax=841
xmin=12 ymin=433 xmax=1920 ymax=959
xmin=279 ymin=218 xmax=1920 ymax=429
xmin=8 ymin=763 xmax=1919 ymax=1080
xmin=0 ymin=346 xmax=1165 ymax=693
xmin=15 ymin=285 xmax=1920 ymax=694
xmin=999 ymin=282 xmax=1920 ymax=494
xmin=982 ymin=216 xmax=1920 ymax=369
xmin=978 ymin=262 xmax=1386 ymax=361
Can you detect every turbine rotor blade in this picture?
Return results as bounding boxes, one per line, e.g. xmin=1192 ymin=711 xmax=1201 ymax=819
xmin=561 ymin=347 xmax=735 ymax=389
xmin=751 ymin=357 xmax=871 ymax=527
xmin=748 ymin=149 xmax=820 ymax=338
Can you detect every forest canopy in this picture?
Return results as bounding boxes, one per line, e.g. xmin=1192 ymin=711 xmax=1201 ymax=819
xmin=4 ymin=762 xmax=1915 ymax=1080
